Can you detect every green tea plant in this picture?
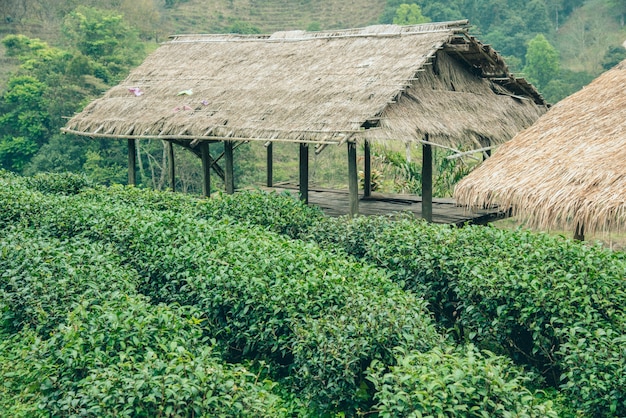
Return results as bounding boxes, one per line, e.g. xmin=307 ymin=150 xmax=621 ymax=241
xmin=308 ymin=215 xmax=626 ymax=416
xmin=0 ymin=232 xmax=138 ymax=335
xmin=0 ymin=294 xmax=286 ymax=417
xmin=0 ymin=173 xmax=558 ymax=415
xmin=368 ymin=345 xmax=557 ymax=418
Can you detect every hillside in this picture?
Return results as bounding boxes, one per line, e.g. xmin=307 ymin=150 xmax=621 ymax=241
xmin=165 ymin=0 xmax=388 ymax=34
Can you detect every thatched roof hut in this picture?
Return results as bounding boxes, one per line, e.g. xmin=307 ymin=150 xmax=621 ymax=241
xmin=63 ymin=20 xmax=548 ymax=216
xmin=455 ymin=60 xmax=626 ymax=237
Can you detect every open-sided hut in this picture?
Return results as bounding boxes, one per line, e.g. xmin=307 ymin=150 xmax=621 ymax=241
xmin=63 ymin=20 xmax=547 ymax=217
xmin=455 ymin=59 xmax=626 ymax=238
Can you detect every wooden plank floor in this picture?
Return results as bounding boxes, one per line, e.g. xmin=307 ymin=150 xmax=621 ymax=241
xmin=256 ymin=184 xmax=508 ymax=226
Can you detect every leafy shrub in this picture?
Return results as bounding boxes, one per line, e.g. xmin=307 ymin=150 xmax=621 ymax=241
xmin=307 ymin=215 xmax=626 ymax=416
xmin=0 ymin=232 xmax=139 ymax=335
xmin=1 ymin=294 xmax=286 ymax=417
xmin=0 ymin=176 xmax=559 ymax=415
xmin=26 ymin=172 xmax=94 ymax=195
xmin=368 ymin=345 xmax=557 ymax=417
xmin=197 ymin=189 xmax=324 ymax=239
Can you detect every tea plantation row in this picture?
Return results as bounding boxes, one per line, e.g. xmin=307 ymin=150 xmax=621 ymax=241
xmin=201 ymin=188 xmax=626 ymax=417
xmin=2 ymin=172 xmax=623 ymax=416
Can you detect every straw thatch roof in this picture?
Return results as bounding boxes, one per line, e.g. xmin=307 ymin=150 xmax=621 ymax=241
xmin=63 ymin=20 xmax=547 ymax=150
xmin=455 ymin=59 xmax=626 ymax=234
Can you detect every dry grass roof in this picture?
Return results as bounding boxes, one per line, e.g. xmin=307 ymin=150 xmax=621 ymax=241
xmin=455 ymin=59 xmax=626 ymax=234
xmin=63 ymin=20 xmax=547 ymax=149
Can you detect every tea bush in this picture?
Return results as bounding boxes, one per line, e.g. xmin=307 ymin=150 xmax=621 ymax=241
xmin=0 ymin=231 xmax=139 ymax=335
xmin=369 ymin=345 xmax=557 ymax=418
xmin=25 ymin=172 xmax=94 ymax=195
xmin=0 ymin=294 xmax=286 ymax=417
xmin=307 ymin=215 xmax=626 ymax=416
xmin=0 ymin=176 xmax=559 ymax=415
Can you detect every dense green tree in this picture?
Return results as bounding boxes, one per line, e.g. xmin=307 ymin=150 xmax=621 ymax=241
xmin=525 ymin=0 xmax=552 ymax=32
xmin=62 ymin=6 xmax=144 ymax=82
xmin=524 ymin=33 xmax=560 ymax=90
xmin=420 ymin=3 xmax=463 ymax=22
xmin=393 ymin=4 xmax=431 ymax=25
xmin=601 ymin=45 xmax=626 ymax=69
xmin=0 ymin=76 xmax=50 ymax=172
xmin=541 ymin=68 xmax=594 ymax=103
xmin=611 ymin=0 xmax=626 ymax=25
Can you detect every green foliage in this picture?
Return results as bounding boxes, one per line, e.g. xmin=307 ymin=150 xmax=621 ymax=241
xmin=62 ymin=6 xmax=144 ymax=82
xmin=25 ymin=171 xmax=94 ymax=195
xmin=380 ymin=148 xmax=474 ymax=197
xmin=602 ymin=45 xmax=626 ymax=69
xmin=0 ymin=75 xmax=50 ymax=172
xmin=369 ymin=345 xmax=557 ymax=417
xmin=0 ymin=174 xmax=562 ymax=415
xmin=524 ymin=33 xmax=560 ymax=90
xmin=542 ymin=68 xmax=595 ymax=103
xmin=307 ymin=215 xmax=626 ymax=417
xmin=198 ymin=190 xmax=325 ymax=238
xmin=393 ymin=4 xmax=431 ymax=25
xmin=226 ymin=19 xmax=262 ymax=34
xmin=0 ymin=295 xmax=286 ymax=417
xmin=0 ymin=233 xmax=137 ymax=335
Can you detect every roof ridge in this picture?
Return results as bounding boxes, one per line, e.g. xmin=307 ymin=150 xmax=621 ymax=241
xmin=168 ymin=20 xmax=469 ymax=43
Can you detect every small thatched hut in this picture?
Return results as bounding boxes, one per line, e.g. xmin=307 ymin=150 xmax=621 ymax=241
xmin=63 ymin=20 xmax=547 ymax=217
xmin=455 ymin=59 xmax=626 ymax=238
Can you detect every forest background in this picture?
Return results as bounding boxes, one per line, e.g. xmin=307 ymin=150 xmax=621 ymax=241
xmin=0 ymin=0 xmax=625 ymax=194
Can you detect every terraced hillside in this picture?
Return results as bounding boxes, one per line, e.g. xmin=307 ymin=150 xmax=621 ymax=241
xmin=165 ymin=0 xmax=387 ymax=34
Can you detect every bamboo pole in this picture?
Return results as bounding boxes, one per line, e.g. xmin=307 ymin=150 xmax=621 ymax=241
xmin=299 ymin=142 xmax=309 ymax=203
xmin=422 ymin=136 xmax=433 ymax=222
xmin=364 ymin=140 xmax=372 ymax=197
xmin=200 ymin=141 xmax=211 ymax=197
xmin=224 ymin=140 xmax=234 ymax=194
xmin=266 ymin=142 xmax=273 ymax=187
xmin=127 ymin=138 xmax=137 ymax=186
xmin=348 ymin=141 xmax=359 ymax=217
xmin=168 ymin=140 xmax=175 ymax=192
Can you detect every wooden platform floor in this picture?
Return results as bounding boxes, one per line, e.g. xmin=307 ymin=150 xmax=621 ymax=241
xmin=257 ymin=184 xmax=508 ymax=226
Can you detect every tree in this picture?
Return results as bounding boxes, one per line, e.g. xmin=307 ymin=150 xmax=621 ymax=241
xmin=524 ymin=34 xmax=560 ymax=90
xmin=62 ymin=6 xmax=144 ymax=82
xmin=0 ymin=75 xmax=50 ymax=172
xmin=393 ymin=4 xmax=431 ymax=25
xmin=602 ymin=45 xmax=626 ymax=70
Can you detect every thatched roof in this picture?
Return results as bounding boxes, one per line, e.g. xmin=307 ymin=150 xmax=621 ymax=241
xmin=63 ymin=20 xmax=547 ymax=149
xmin=455 ymin=59 xmax=626 ymax=234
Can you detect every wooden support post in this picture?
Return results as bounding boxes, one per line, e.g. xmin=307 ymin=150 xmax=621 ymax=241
xmin=127 ymin=138 xmax=136 ymax=186
xmin=200 ymin=141 xmax=211 ymax=198
xmin=267 ymin=142 xmax=273 ymax=187
xmin=224 ymin=140 xmax=234 ymax=194
xmin=168 ymin=140 xmax=175 ymax=192
xmin=364 ymin=140 xmax=372 ymax=197
xmin=574 ymin=222 xmax=585 ymax=241
xmin=422 ymin=139 xmax=433 ymax=222
xmin=299 ymin=142 xmax=309 ymax=203
xmin=348 ymin=140 xmax=359 ymax=217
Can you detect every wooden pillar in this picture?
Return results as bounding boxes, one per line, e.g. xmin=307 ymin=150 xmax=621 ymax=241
xmin=364 ymin=140 xmax=372 ymax=198
xmin=421 ymin=138 xmax=433 ymax=222
xmin=127 ymin=138 xmax=136 ymax=186
xmin=200 ymin=141 xmax=211 ymax=197
xmin=574 ymin=222 xmax=585 ymax=241
xmin=348 ymin=140 xmax=359 ymax=217
xmin=168 ymin=140 xmax=175 ymax=192
xmin=299 ymin=142 xmax=309 ymax=203
xmin=266 ymin=142 xmax=273 ymax=187
xmin=224 ymin=140 xmax=234 ymax=194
